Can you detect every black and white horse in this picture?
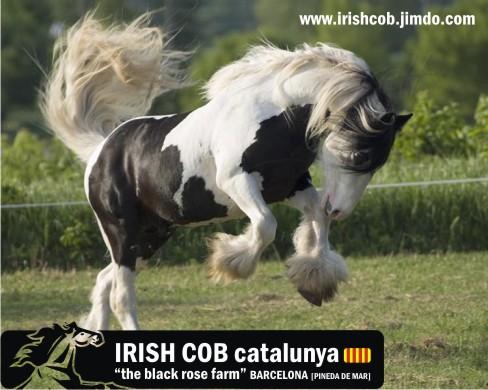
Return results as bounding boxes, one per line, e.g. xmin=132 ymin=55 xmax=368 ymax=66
xmin=42 ymin=13 xmax=411 ymax=330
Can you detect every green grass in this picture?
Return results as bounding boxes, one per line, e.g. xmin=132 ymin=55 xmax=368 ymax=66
xmin=2 ymin=252 xmax=487 ymax=388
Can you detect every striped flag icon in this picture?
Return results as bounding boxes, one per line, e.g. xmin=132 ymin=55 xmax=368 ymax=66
xmin=343 ymin=347 xmax=371 ymax=363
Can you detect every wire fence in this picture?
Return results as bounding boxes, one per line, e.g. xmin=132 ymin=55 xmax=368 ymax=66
xmin=368 ymin=177 xmax=488 ymax=189
xmin=1 ymin=200 xmax=88 ymax=209
xmin=2 ymin=177 xmax=488 ymax=210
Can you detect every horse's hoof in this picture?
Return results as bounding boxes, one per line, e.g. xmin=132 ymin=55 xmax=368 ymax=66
xmin=298 ymin=288 xmax=322 ymax=306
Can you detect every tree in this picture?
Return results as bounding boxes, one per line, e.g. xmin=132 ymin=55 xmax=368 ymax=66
xmin=194 ymin=0 xmax=257 ymax=44
xmin=395 ymin=90 xmax=470 ymax=159
xmin=470 ymin=95 xmax=488 ymax=157
xmin=254 ymin=0 xmax=322 ymax=45
xmin=1 ymin=0 xmax=53 ymax=135
xmin=408 ymin=0 xmax=488 ymax=117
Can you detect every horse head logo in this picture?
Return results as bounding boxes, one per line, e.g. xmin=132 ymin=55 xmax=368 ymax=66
xmin=10 ymin=322 xmax=122 ymax=389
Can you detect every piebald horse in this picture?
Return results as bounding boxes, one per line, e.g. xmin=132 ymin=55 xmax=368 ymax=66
xmin=42 ymin=13 xmax=411 ymax=330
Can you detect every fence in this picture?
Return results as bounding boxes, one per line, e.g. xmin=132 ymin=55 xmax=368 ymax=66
xmin=2 ymin=176 xmax=488 ymax=270
xmin=2 ymin=177 xmax=488 ymax=209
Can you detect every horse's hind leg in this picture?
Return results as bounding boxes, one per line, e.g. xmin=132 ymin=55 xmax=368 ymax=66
xmin=80 ymin=210 xmax=119 ymax=331
xmin=101 ymin=215 xmax=142 ymax=330
xmin=81 ymin=215 xmax=139 ymax=330
xmin=285 ymin=186 xmax=347 ymax=306
xmin=81 ymin=262 xmax=113 ymax=330
xmin=85 ymin=201 xmax=141 ymax=330
xmin=209 ymin=172 xmax=277 ymax=282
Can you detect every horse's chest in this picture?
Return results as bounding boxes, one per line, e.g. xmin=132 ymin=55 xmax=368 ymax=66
xmin=240 ymin=108 xmax=317 ymax=203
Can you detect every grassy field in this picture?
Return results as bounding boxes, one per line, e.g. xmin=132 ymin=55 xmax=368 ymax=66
xmin=2 ymin=252 xmax=487 ymax=388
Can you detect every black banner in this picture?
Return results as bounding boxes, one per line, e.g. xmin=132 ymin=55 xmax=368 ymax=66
xmin=1 ymin=324 xmax=383 ymax=389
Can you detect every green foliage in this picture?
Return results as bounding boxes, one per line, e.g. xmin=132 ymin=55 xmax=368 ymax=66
xmin=1 ymin=0 xmax=51 ymax=109
xmin=469 ymin=95 xmax=488 ymax=158
xmin=60 ymin=221 xmax=102 ymax=264
xmin=1 ymin=0 xmax=53 ymax=136
xmin=395 ymin=92 xmax=488 ymax=159
xmin=408 ymin=0 xmax=488 ymax=117
xmin=193 ymin=0 xmax=257 ymax=43
xmin=332 ymin=184 xmax=488 ymax=255
xmin=1 ymin=131 xmax=93 ymax=270
xmin=254 ymin=0 xmax=322 ymax=44
xmin=2 ymin=203 xmax=105 ymax=270
xmin=2 ymin=131 xmax=83 ymax=185
xmin=395 ymin=91 xmax=470 ymax=159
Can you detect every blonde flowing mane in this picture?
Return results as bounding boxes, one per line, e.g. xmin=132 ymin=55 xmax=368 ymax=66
xmin=204 ymin=43 xmax=390 ymax=139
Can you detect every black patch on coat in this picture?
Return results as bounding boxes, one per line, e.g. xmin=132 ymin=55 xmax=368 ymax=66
xmin=87 ymin=113 xmax=190 ymax=269
xmin=289 ymin=171 xmax=313 ymax=198
xmin=181 ymin=176 xmax=228 ymax=223
xmin=151 ymin=144 xmax=183 ymax=220
xmin=240 ymin=105 xmax=318 ymax=204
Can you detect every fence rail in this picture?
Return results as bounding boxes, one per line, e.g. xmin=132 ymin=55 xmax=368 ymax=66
xmin=1 ymin=200 xmax=88 ymax=209
xmin=2 ymin=177 xmax=488 ymax=210
xmin=368 ymin=177 xmax=488 ymax=189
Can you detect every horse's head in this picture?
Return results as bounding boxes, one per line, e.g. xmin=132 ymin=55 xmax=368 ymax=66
xmin=62 ymin=322 xmax=105 ymax=348
xmin=11 ymin=322 xmax=104 ymax=370
xmin=312 ymin=78 xmax=412 ymax=219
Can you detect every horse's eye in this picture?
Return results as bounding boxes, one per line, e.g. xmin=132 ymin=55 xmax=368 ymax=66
xmin=351 ymin=151 xmax=369 ymax=166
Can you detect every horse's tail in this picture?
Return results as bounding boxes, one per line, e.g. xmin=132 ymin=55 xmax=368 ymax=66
xmin=40 ymin=11 xmax=189 ymax=162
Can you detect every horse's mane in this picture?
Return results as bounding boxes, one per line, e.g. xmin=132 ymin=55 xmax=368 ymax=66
xmin=204 ymin=43 xmax=390 ymax=140
xmin=11 ymin=324 xmax=67 ymax=368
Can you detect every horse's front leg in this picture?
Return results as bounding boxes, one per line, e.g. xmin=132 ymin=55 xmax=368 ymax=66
xmin=208 ymin=172 xmax=277 ymax=283
xmin=286 ymin=186 xmax=348 ymax=306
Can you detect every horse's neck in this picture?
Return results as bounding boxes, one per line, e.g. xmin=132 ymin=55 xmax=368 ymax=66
xmin=213 ymin=66 xmax=334 ymax=110
xmin=47 ymin=337 xmax=74 ymax=366
xmin=267 ymin=68 xmax=334 ymax=107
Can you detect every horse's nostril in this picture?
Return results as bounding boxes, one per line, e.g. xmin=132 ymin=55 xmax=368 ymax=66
xmin=330 ymin=209 xmax=341 ymax=218
xmin=325 ymin=198 xmax=333 ymax=214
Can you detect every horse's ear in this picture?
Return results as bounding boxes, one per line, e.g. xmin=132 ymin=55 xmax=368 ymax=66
xmin=380 ymin=112 xmax=395 ymax=125
xmin=10 ymin=359 xmax=29 ymax=368
xmin=394 ymin=113 xmax=413 ymax=131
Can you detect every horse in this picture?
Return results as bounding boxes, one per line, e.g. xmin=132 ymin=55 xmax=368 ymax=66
xmin=9 ymin=322 xmax=116 ymax=388
xmin=41 ymin=12 xmax=412 ymax=331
